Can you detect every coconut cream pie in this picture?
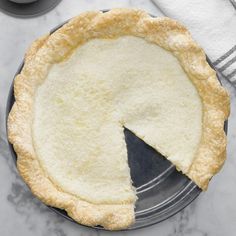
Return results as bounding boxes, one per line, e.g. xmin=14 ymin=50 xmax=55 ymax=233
xmin=8 ymin=9 xmax=230 ymax=230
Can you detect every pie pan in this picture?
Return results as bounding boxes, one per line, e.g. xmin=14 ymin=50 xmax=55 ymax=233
xmin=6 ymin=12 xmax=228 ymax=231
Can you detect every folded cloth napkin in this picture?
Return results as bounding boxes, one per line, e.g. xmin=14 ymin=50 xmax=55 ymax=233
xmin=151 ymin=0 xmax=236 ymax=86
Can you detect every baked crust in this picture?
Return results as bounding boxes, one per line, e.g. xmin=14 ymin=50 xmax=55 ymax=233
xmin=8 ymin=9 xmax=230 ymax=230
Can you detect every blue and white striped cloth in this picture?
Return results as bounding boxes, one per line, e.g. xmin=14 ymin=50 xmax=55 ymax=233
xmin=212 ymin=45 xmax=236 ymax=84
xmin=152 ymin=0 xmax=236 ymax=87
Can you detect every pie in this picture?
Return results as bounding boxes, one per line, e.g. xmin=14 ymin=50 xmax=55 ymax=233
xmin=8 ymin=9 xmax=230 ymax=230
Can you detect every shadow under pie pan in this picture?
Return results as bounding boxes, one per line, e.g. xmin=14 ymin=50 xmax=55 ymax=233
xmin=6 ymin=12 xmax=228 ymax=231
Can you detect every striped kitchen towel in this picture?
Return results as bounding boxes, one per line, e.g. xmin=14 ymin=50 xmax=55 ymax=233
xmin=151 ymin=0 xmax=236 ymax=87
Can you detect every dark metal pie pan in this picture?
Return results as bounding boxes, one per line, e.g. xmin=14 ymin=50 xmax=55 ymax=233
xmin=6 ymin=11 xmax=227 ymax=231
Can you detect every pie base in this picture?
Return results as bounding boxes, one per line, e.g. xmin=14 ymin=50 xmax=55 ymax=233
xmin=8 ymin=9 xmax=230 ymax=230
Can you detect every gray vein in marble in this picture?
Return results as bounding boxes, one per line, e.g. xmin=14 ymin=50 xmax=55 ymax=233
xmin=167 ymin=203 xmax=208 ymax=236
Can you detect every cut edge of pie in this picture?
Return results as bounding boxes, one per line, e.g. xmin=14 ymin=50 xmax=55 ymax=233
xmin=7 ymin=9 xmax=230 ymax=230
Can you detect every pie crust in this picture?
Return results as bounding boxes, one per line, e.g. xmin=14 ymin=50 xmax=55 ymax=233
xmin=8 ymin=9 xmax=230 ymax=230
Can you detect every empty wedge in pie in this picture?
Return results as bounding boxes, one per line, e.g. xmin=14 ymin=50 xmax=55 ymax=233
xmin=8 ymin=9 xmax=230 ymax=230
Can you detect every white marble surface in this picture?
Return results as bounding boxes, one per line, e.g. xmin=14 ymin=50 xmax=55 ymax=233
xmin=0 ymin=1 xmax=236 ymax=235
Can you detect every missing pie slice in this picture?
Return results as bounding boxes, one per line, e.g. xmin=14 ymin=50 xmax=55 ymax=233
xmin=8 ymin=9 xmax=230 ymax=230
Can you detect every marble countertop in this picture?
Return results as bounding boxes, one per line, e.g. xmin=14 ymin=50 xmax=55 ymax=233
xmin=0 ymin=1 xmax=236 ymax=235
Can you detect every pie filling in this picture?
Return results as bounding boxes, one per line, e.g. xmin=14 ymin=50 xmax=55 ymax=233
xmin=32 ymin=36 xmax=202 ymax=205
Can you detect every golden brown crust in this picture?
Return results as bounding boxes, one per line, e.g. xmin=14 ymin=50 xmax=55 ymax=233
xmin=8 ymin=27 xmax=134 ymax=231
xmin=8 ymin=8 xmax=230 ymax=229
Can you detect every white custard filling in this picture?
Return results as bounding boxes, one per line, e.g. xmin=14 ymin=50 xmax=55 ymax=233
xmin=33 ymin=36 xmax=202 ymax=204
